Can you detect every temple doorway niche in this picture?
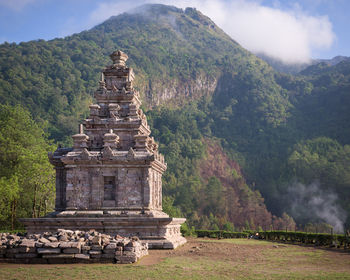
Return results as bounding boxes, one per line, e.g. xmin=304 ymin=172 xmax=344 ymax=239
xmin=103 ymin=176 xmax=116 ymax=207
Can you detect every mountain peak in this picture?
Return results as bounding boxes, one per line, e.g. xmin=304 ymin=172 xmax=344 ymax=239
xmin=96 ymin=3 xmax=221 ymax=37
xmin=128 ymin=3 xmax=183 ymax=15
xmin=184 ymin=7 xmax=216 ymax=28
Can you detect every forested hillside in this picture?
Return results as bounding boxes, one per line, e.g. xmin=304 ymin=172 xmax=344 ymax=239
xmin=0 ymin=4 xmax=349 ymax=232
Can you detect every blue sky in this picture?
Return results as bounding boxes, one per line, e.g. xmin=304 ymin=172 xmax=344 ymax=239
xmin=0 ymin=0 xmax=349 ymax=63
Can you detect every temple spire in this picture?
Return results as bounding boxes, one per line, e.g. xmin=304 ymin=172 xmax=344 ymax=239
xmin=110 ymin=50 xmax=128 ymax=67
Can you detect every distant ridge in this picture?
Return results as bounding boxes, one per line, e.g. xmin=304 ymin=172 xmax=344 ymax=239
xmin=258 ymin=53 xmax=350 ymax=74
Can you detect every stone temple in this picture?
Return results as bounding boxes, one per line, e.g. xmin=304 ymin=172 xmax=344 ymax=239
xmin=21 ymin=50 xmax=186 ymax=249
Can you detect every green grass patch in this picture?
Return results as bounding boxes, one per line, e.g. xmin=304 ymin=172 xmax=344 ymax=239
xmin=197 ymin=237 xmax=273 ymax=246
xmin=1 ymin=238 xmax=350 ymax=280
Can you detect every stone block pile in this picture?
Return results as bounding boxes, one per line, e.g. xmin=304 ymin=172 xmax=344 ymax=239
xmin=0 ymin=229 xmax=148 ymax=264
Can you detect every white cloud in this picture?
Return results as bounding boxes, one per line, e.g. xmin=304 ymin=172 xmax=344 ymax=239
xmin=88 ymin=1 xmax=148 ymax=28
xmin=88 ymin=0 xmax=335 ymax=64
xmin=0 ymin=0 xmax=38 ymax=11
xmin=168 ymin=0 xmax=335 ymax=64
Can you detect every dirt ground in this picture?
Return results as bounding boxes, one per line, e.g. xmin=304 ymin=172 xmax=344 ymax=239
xmin=138 ymin=237 xmax=350 ymax=278
xmin=139 ymin=237 xmax=350 ymax=267
xmin=138 ymin=237 xmax=268 ymax=265
xmin=1 ymin=238 xmax=350 ymax=280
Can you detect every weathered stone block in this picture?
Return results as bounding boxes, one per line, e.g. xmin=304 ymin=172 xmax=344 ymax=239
xmin=90 ymin=254 xmax=102 ymax=259
xmin=18 ymin=247 xmax=36 ymax=253
xmin=15 ymin=253 xmax=38 ymax=258
xmin=0 ymin=247 xmax=6 ymax=255
xmin=48 ymin=236 xmax=58 ymax=242
xmin=91 ymin=236 xmax=101 ymax=245
xmin=70 ymin=242 xmax=81 ymax=248
xmin=103 ymin=249 xmax=115 ymax=254
xmin=74 ymin=253 xmax=90 ymax=260
xmin=20 ymin=240 xmax=35 ymax=248
xmin=91 ymin=245 xmax=103 ymax=251
xmin=63 ymin=248 xmax=80 ymax=254
xmin=59 ymin=242 xmax=70 ymax=249
xmin=116 ymin=255 xmax=137 ymax=264
xmin=105 ymin=243 xmax=117 ymax=250
xmin=82 ymin=245 xmax=91 ymax=251
xmin=5 ymin=253 xmax=15 ymax=258
xmin=89 ymin=250 xmax=102 ymax=255
xmin=43 ymin=242 xmax=59 ymax=248
xmin=101 ymin=253 xmax=115 ymax=259
xmin=42 ymin=253 xmax=75 ymax=259
xmin=123 ymin=251 xmax=136 ymax=256
xmin=124 ymin=247 xmax=135 ymax=252
xmin=7 ymin=248 xmax=19 ymax=254
xmin=126 ymin=241 xmax=136 ymax=247
xmin=39 ymin=237 xmax=50 ymax=244
xmin=35 ymin=242 xmax=43 ymax=248
xmin=37 ymin=248 xmax=61 ymax=254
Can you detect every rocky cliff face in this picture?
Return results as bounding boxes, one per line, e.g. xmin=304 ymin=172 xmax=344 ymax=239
xmin=140 ymin=74 xmax=217 ymax=107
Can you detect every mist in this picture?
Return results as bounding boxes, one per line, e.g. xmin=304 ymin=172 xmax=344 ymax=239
xmin=285 ymin=180 xmax=346 ymax=233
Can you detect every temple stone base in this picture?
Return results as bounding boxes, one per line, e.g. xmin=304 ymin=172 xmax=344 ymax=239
xmin=21 ymin=213 xmax=186 ymax=249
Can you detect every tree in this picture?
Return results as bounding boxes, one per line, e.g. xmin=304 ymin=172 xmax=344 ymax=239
xmin=0 ymin=104 xmax=55 ymax=229
xmin=204 ymin=176 xmax=225 ymax=217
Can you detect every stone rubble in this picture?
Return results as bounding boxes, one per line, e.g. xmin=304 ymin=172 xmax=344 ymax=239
xmin=0 ymin=229 xmax=148 ymax=264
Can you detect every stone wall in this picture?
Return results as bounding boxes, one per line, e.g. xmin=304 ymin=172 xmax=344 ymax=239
xmin=63 ymin=165 xmax=165 ymax=211
xmin=0 ymin=229 xmax=148 ymax=264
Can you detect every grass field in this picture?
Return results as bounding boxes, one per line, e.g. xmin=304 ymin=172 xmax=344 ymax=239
xmin=1 ymin=238 xmax=350 ymax=280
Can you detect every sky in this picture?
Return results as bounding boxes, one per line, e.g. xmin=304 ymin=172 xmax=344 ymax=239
xmin=0 ymin=0 xmax=349 ymax=64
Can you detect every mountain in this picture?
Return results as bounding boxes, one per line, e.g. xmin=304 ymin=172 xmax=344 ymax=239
xmin=316 ymin=55 xmax=350 ymax=67
xmin=0 ymin=4 xmax=287 ymax=143
xmin=258 ymin=53 xmax=350 ymax=74
xmin=0 ymin=4 xmax=349 ymax=231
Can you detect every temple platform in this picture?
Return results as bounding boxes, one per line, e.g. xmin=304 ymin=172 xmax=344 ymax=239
xmin=21 ymin=212 xmax=186 ymax=249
